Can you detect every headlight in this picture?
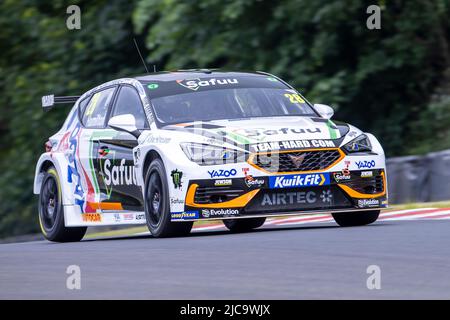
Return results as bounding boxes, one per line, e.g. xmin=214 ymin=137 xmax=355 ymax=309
xmin=180 ymin=143 xmax=248 ymax=165
xmin=343 ymin=134 xmax=372 ymax=153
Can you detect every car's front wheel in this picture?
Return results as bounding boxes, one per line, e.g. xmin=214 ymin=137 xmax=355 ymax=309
xmin=223 ymin=217 xmax=266 ymax=232
xmin=38 ymin=166 xmax=87 ymax=242
xmin=144 ymin=159 xmax=193 ymax=237
xmin=332 ymin=210 xmax=380 ymax=227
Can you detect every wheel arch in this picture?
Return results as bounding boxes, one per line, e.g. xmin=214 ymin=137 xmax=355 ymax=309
xmin=34 ymin=156 xmax=56 ymax=194
xmin=34 ymin=153 xmax=73 ymax=206
xmin=142 ymin=149 xmax=163 ymax=180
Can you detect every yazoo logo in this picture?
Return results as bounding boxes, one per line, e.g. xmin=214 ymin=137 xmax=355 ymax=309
xmin=355 ymin=160 xmax=376 ymax=169
xmin=208 ymin=169 xmax=237 ymax=178
xmin=269 ymin=173 xmax=330 ymax=189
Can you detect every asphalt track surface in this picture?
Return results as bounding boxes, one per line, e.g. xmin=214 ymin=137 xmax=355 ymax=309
xmin=1 ymin=209 xmax=450 ymax=299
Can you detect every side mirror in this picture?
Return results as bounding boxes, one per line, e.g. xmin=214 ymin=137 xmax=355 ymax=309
xmin=313 ymin=104 xmax=334 ymax=119
xmin=108 ymin=114 xmax=140 ymax=138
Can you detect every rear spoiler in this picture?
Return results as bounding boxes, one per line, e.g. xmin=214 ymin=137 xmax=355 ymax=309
xmin=41 ymin=94 xmax=80 ymax=112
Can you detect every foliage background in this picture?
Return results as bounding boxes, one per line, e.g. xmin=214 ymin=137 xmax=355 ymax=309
xmin=0 ymin=0 xmax=449 ymax=237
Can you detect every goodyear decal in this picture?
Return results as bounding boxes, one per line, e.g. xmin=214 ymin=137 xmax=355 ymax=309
xmin=171 ymin=211 xmax=199 ymax=220
xmin=269 ymin=173 xmax=330 ymax=189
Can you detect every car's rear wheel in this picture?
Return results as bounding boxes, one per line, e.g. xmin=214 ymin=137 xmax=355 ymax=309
xmin=38 ymin=167 xmax=87 ymax=242
xmin=223 ymin=217 xmax=266 ymax=232
xmin=332 ymin=210 xmax=380 ymax=227
xmin=144 ymin=159 xmax=193 ymax=237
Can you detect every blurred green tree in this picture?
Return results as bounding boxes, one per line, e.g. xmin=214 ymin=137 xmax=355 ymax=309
xmin=0 ymin=0 xmax=144 ymax=237
xmin=134 ymin=0 xmax=449 ymax=154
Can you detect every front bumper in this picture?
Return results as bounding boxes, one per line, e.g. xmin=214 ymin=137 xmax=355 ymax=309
xmin=171 ymin=168 xmax=387 ymax=221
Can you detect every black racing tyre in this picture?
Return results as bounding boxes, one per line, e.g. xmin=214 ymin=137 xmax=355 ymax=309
xmin=144 ymin=159 xmax=193 ymax=237
xmin=223 ymin=217 xmax=266 ymax=232
xmin=38 ymin=167 xmax=87 ymax=242
xmin=332 ymin=210 xmax=380 ymax=227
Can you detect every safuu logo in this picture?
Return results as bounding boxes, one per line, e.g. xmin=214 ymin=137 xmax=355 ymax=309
xmin=208 ymin=169 xmax=237 ymax=178
xmin=355 ymin=160 xmax=376 ymax=169
xmin=176 ymin=78 xmax=239 ymax=91
xmin=232 ymin=127 xmax=322 ymax=138
xmin=269 ymin=173 xmax=330 ymax=189
xmin=333 ymin=172 xmax=351 ymax=183
xmin=103 ymin=159 xmax=137 ymax=186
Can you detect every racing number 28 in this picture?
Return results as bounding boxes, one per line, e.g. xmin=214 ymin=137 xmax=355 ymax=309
xmin=284 ymin=93 xmax=305 ymax=104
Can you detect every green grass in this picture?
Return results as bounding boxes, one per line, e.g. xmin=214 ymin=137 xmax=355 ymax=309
xmin=389 ymin=200 xmax=450 ymax=210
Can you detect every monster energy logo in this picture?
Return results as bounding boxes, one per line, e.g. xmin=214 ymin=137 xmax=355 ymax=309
xmin=171 ymin=169 xmax=183 ymax=189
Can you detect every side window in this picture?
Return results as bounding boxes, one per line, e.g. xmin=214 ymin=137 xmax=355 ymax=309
xmin=82 ymin=87 xmax=116 ymax=128
xmin=111 ymin=86 xmax=148 ymax=129
xmin=78 ymin=96 xmax=91 ymax=120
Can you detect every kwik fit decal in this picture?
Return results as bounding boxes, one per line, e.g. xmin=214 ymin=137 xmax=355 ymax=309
xmin=269 ymin=173 xmax=330 ymax=189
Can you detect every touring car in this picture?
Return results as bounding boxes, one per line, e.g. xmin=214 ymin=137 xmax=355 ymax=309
xmin=34 ymin=70 xmax=387 ymax=241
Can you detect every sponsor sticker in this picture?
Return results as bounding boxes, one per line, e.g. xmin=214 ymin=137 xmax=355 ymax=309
xmin=232 ymin=127 xmax=322 ymax=138
xmin=355 ymin=160 xmax=376 ymax=169
xmin=171 ymin=211 xmax=199 ymax=220
xmin=261 ymin=189 xmax=334 ymax=206
xmin=103 ymin=159 xmax=137 ymax=186
xmin=244 ymin=176 xmax=265 ymax=188
xmin=170 ymin=198 xmax=185 ymax=205
xmin=176 ymin=78 xmax=239 ymax=91
xmin=269 ymin=173 xmax=330 ymax=189
xmin=361 ymin=171 xmax=373 ymax=178
xmin=146 ymin=135 xmax=171 ymax=144
xmin=358 ymin=199 xmax=380 ymax=208
xmin=147 ymin=83 xmax=159 ymax=90
xmin=171 ymin=169 xmax=183 ymax=189
xmin=214 ymin=179 xmax=232 ymax=186
xmin=208 ymin=168 xmax=237 ymax=178
xmin=250 ymin=139 xmax=335 ymax=152
xmin=123 ymin=213 xmax=134 ymax=221
xmin=333 ymin=171 xmax=351 ymax=182
xmin=201 ymin=208 xmax=240 ymax=218
xmin=135 ymin=213 xmax=146 ymax=221
xmin=242 ymin=168 xmax=265 ymax=188
xmin=262 ymin=191 xmax=316 ymax=206
xmin=82 ymin=213 xmax=102 ymax=222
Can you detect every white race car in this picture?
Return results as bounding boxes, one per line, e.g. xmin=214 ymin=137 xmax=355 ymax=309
xmin=35 ymin=70 xmax=387 ymax=241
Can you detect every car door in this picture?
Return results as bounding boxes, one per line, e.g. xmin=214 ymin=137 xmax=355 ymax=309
xmin=77 ymin=86 xmax=119 ymax=214
xmin=95 ymin=85 xmax=149 ymax=212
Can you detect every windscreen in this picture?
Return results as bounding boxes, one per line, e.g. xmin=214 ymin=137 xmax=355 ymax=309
xmin=143 ymin=76 xmax=317 ymax=125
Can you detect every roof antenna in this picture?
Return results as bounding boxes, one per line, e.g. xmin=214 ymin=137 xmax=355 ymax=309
xmin=133 ymin=38 xmax=149 ymax=74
